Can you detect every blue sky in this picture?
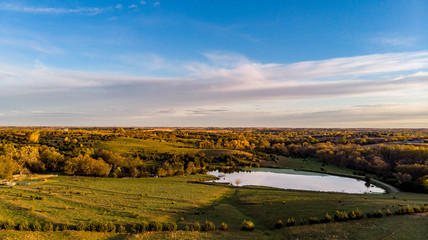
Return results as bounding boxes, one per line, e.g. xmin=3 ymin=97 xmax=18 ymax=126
xmin=0 ymin=0 xmax=427 ymax=127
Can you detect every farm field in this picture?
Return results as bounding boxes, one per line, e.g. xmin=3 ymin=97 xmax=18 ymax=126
xmin=0 ymin=174 xmax=427 ymax=239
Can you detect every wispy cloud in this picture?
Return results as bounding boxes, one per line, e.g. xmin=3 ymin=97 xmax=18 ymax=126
xmin=0 ymin=51 xmax=427 ymax=127
xmin=0 ymin=3 xmax=104 ymax=15
xmin=0 ymin=37 xmax=64 ymax=54
xmin=372 ymin=33 xmax=419 ymax=48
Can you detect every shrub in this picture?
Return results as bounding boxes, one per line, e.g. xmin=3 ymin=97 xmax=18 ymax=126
xmin=321 ymin=212 xmax=332 ymax=223
xmin=76 ymin=222 xmax=86 ymax=231
xmin=100 ymin=223 xmax=108 ymax=232
xmin=373 ymin=210 xmax=383 ymax=218
xmin=396 ymin=206 xmax=414 ymax=215
xmin=348 ymin=211 xmax=357 ymax=220
xmin=118 ymin=224 xmax=126 ymax=233
xmin=88 ymin=222 xmax=99 ymax=231
xmin=139 ymin=222 xmax=148 ymax=232
xmin=348 ymin=209 xmax=363 ymax=220
xmin=149 ymin=221 xmax=162 ymax=232
xmin=43 ymin=222 xmax=53 ymax=231
xmin=241 ymin=220 xmax=255 ymax=231
xmin=334 ymin=210 xmax=349 ymax=222
xmin=18 ymin=221 xmax=30 ymax=231
xmin=61 ymin=224 xmax=68 ymax=231
xmin=386 ymin=209 xmax=391 ymax=216
xmin=184 ymin=225 xmax=190 ymax=231
xmin=191 ymin=222 xmax=200 ymax=231
xmin=308 ymin=217 xmax=319 ymax=225
xmin=286 ymin=218 xmax=295 ymax=226
xmin=130 ymin=224 xmax=138 ymax=233
xmin=106 ymin=222 xmax=116 ymax=233
xmin=163 ymin=222 xmax=177 ymax=231
xmin=354 ymin=209 xmax=363 ymax=219
xmin=32 ymin=221 xmax=42 ymax=231
xmin=366 ymin=212 xmax=373 ymax=218
xmin=202 ymin=221 xmax=215 ymax=231
xmin=274 ymin=219 xmax=283 ymax=229
xmin=1 ymin=220 xmax=15 ymax=230
xmin=413 ymin=206 xmax=422 ymax=213
xmin=219 ymin=222 xmax=228 ymax=231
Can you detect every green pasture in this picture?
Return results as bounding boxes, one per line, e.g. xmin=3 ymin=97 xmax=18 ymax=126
xmin=97 ymin=137 xmax=245 ymax=157
xmin=0 ymin=213 xmax=427 ymax=240
xmin=264 ymin=155 xmax=360 ymax=175
xmin=0 ymin=174 xmax=427 ymax=239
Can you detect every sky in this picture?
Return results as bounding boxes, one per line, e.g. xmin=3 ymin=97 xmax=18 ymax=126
xmin=0 ymin=0 xmax=427 ymax=128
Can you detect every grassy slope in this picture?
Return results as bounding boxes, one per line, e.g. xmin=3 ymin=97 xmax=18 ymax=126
xmin=0 ymin=214 xmax=427 ymax=240
xmin=0 ymin=175 xmax=228 ymax=225
xmin=263 ymin=155 xmax=362 ymax=175
xmin=1 ymin=175 xmax=426 ymax=239
xmin=96 ymin=137 xmax=246 ymax=157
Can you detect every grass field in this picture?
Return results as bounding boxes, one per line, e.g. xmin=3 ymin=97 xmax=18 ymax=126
xmin=0 ymin=174 xmax=427 ymax=239
xmin=97 ymin=137 xmax=247 ymax=157
xmin=0 ymin=213 xmax=427 ymax=240
xmin=264 ymin=155 xmax=362 ymax=176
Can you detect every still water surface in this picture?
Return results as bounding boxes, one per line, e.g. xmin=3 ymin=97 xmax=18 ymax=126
xmin=207 ymin=168 xmax=385 ymax=194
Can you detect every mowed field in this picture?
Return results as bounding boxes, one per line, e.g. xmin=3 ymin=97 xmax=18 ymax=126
xmin=0 ymin=174 xmax=427 ymax=239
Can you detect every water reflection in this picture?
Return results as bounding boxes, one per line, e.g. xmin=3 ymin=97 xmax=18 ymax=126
xmin=207 ymin=168 xmax=385 ymax=194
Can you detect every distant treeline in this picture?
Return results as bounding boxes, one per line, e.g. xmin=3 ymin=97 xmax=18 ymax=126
xmin=0 ymin=128 xmax=427 ymax=192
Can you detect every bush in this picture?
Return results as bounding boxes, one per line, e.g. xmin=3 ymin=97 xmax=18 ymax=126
xmin=366 ymin=212 xmax=373 ymax=218
xmin=274 ymin=219 xmax=283 ymax=229
xmin=241 ymin=220 xmax=255 ymax=231
xmin=130 ymin=224 xmax=138 ymax=233
xmin=18 ymin=221 xmax=30 ymax=231
xmin=354 ymin=208 xmax=363 ymax=219
xmin=286 ymin=218 xmax=295 ymax=226
xmin=202 ymin=221 xmax=215 ymax=231
xmin=413 ymin=206 xmax=422 ymax=213
xmin=43 ymin=222 xmax=53 ymax=231
xmin=219 ymin=222 xmax=228 ymax=231
xmin=386 ymin=209 xmax=391 ymax=216
xmin=1 ymin=220 xmax=15 ymax=230
xmin=373 ymin=210 xmax=383 ymax=218
xmin=321 ymin=212 xmax=332 ymax=223
xmin=76 ymin=222 xmax=86 ymax=231
xmin=191 ymin=221 xmax=200 ymax=231
xmin=163 ymin=222 xmax=177 ymax=231
xmin=149 ymin=221 xmax=162 ymax=231
xmin=396 ymin=206 xmax=414 ymax=215
xmin=334 ymin=210 xmax=349 ymax=222
xmin=60 ymin=224 xmax=68 ymax=231
xmin=184 ymin=225 xmax=190 ymax=231
xmin=308 ymin=217 xmax=319 ymax=225
xmin=118 ymin=224 xmax=126 ymax=233
xmin=88 ymin=222 xmax=99 ymax=231
xmin=32 ymin=221 xmax=42 ymax=231
xmin=106 ymin=222 xmax=116 ymax=233
xmin=100 ymin=223 xmax=110 ymax=232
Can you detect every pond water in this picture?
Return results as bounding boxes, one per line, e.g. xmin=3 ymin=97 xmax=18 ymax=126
xmin=207 ymin=168 xmax=385 ymax=194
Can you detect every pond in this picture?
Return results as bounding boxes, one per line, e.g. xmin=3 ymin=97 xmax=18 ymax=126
xmin=207 ymin=168 xmax=386 ymax=194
